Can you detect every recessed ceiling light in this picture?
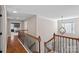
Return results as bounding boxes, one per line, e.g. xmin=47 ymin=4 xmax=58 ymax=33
xmin=13 ymin=11 xmax=17 ymax=13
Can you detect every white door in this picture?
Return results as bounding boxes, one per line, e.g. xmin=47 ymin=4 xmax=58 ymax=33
xmin=0 ymin=6 xmax=2 ymax=52
xmin=0 ymin=18 xmax=2 ymax=51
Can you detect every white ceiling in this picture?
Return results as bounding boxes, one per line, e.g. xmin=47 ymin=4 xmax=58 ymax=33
xmin=7 ymin=12 xmax=34 ymax=20
xmin=7 ymin=5 xmax=79 ymax=20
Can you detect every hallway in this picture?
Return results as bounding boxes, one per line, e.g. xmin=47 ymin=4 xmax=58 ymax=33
xmin=1 ymin=5 xmax=79 ymax=53
xmin=7 ymin=36 xmax=27 ymax=53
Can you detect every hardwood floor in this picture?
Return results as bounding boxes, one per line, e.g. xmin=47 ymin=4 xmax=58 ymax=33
xmin=7 ymin=36 xmax=27 ymax=53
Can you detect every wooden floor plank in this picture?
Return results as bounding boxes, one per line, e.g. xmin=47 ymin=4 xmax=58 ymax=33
xmin=7 ymin=36 xmax=27 ymax=53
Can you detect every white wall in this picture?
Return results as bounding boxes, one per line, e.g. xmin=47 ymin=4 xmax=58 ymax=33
xmin=37 ymin=16 xmax=57 ymax=41
xmin=24 ymin=21 xmax=27 ymax=30
xmin=7 ymin=19 xmax=11 ymax=36
xmin=74 ymin=19 xmax=79 ymax=35
xmin=1 ymin=5 xmax=7 ymax=53
xmin=23 ymin=20 xmax=28 ymax=33
xmin=27 ymin=15 xmax=57 ymax=52
xmin=37 ymin=16 xmax=57 ymax=52
xmin=27 ymin=15 xmax=37 ymax=35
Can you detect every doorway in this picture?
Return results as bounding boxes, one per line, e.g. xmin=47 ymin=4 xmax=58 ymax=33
xmin=10 ymin=23 xmax=20 ymax=36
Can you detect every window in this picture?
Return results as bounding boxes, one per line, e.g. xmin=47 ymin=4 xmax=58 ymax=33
xmin=61 ymin=22 xmax=75 ymax=34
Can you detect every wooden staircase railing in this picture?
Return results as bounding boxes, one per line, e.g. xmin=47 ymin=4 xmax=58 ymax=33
xmin=44 ymin=33 xmax=79 ymax=53
xmin=18 ymin=30 xmax=41 ymax=53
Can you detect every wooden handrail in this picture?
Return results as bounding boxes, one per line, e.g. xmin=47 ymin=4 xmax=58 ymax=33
xmin=44 ymin=33 xmax=79 ymax=53
xmin=45 ymin=37 xmax=54 ymax=44
xmin=45 ymin=33 xmax=79 ymax=44
xmin=45 ymin=33 xmax=55 ymax=44
xmin=26 ymin=33 xmax=41 ymax=41
xmin=55 ymin=34 xmax=79 ymax=40
xmin=18 ymin=31 xmax=41 ymax=53
xmin=44 ymin=33 xmax=55 ymax=52
xmin=18 ymin=30 xmax=40 ymax=41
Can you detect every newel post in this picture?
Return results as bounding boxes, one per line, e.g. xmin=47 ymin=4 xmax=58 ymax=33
xmin=53 ymin=33 xmax=55 ymax=51
xmin=38 ymin=36 xmax=41 ymax=53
